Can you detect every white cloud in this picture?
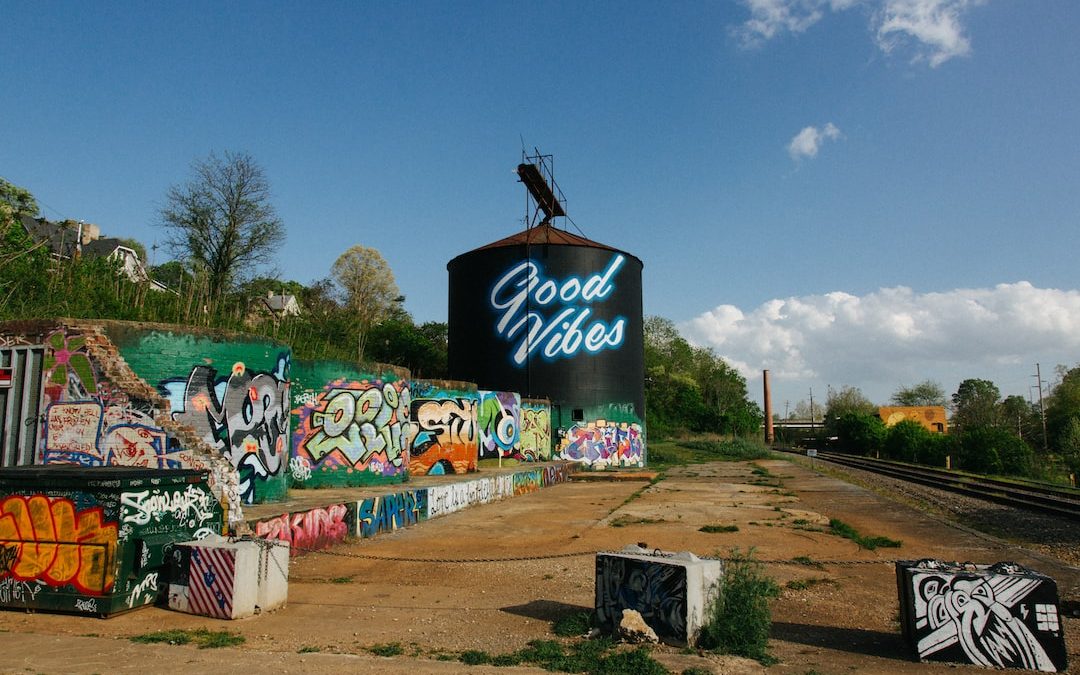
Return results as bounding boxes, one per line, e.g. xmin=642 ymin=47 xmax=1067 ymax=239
xmin=787 ymin=122 xmax=842 ymax=160
xmin=679 ymin=282 xmax=1080 ymax=405
xmin=876 ymin=0 xmax=982 ymax=67
xmin=733 ymin=0 xmax=983 ymax=67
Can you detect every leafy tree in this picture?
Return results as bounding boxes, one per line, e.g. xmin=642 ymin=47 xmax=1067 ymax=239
xmin=0 ymin=179 xmax=50 ymax=317
xmin=891 ymin=380 xmax=946 ymax=407
xmin=1046 ymin=365 xmax=1080 ymax=450
xmin=951 ymin=378 xmax=1001 ymax=433
xmin=0 ymin=177 xmax=39 ymax=220
xmin=883 ymin=420 xmax=932 ymax=463
xmin=957 ymin=427 xmax=1033 ymax=476
xmin=998 ymin=394 xmax=1042 ymax=446
xmin=159 ymin=151 xmax=285 ymax=308
xmin=834 ymin=412 xmax=886 ymax=456
xmin=331 ymin=245 xmax=401 ymax=361
xmin=824 ymin=385 xmax=876 ymax=436
xmin=1056 ymin=418 xmax=1080 ymax=479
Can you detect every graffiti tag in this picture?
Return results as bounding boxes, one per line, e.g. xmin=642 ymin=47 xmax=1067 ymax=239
xmin=120 ymin=485 xmax=218 ymax=527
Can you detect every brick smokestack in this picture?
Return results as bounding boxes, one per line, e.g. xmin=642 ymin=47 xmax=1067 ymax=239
xmin=763 ymin=369 xmax=774 ymax=444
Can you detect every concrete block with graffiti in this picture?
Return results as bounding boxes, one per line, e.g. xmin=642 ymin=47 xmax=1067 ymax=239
xmin=477 ymin=390 xmax=520 ymax=461
xmin=252 ymin=503 xmax=353 ymax=556
xmin=595 ymin=546 xmax=722 ymax=647
xmin=408 ymin=380 xmax=478 ymax=476
xmin=520 ymin=398 xmax=553 ymax=461
xmin=289 ymin=360 xmax=411 ymax=488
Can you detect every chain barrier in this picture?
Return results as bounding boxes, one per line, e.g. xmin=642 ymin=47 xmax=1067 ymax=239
xmin=281 ymin=542 xmax=903 ymax=567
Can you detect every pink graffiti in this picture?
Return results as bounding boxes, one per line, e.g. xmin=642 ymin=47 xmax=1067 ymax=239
xmin=254 ymin=504 xmax=348 ymax=556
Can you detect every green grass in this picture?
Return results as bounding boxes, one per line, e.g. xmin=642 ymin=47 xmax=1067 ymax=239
xmin=456 ymin=638 xmax=666 ymax=674
xmin=697 ymin=550 xmax=780 ymax=664
xmin=790 ymin=555 xmax=825 ymax=570
xmin=297 ymin=645 xmax=321 ymax=653
xmin=647 ymin=437 xmax=772 ymax=470
xmin=552 ymin=611 xmax=593 ymax=637
xmin=130 ymin=628 xmax=245 ymax=649
xmin=367 ymin=642 xmax=405 ymax=657
xmin=828 ymin=518 xmax=902 ymax=550
xmin=329 ymin=576 xmax=353 ymax=584
xmin=699 ymin=524 xmax=739 ymax=533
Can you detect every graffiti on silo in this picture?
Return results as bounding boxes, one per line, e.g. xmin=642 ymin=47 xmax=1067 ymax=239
xmin=488 ymin=254 xmax=628 ymax=366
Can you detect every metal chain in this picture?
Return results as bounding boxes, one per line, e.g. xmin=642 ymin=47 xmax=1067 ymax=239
xmin=284 ymin=543 xmax=903 ymax=567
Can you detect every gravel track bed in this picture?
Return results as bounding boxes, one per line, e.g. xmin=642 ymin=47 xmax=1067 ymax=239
xmin=817 ymin=458 xmax=1080 ymax=571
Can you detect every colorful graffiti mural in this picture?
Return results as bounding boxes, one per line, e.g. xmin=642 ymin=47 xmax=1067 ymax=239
xmin=356 ymin=490 xmax=427 ymax=538
xmin=559 ymin=421 xmax=644 ymax=468
xmin=161 ymin=357 xmax=290 ymax=503
xmin=0 ymin=494 xmax=118 ymax=594
xmin=254 ymin=503 xmax=350 ymax=556
xmin=477 ymin=391 xmax=520 ymax=460
xmin=408 ymin=383 xmax=478 ymax=475
xmin=513 ymin=469 xmax=542 ymax=495
xmin=292 ymin=378 xmax=410 ymax=484
xmin=40 ymin=329 xmax=174 ymax=469
xmin=520 ymin=402 xmax=552 ymax=461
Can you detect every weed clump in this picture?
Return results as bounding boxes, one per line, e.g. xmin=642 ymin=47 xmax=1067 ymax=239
xmin=367 ymin=642 xmax=404 ymax=657
xmin=131 ymin=628 xmax=245 ymax=649
xmin=828 ymin=518 xmax=901 ymax=550
xmin=697 ymin=550 xmax=779 ymax=664
xmin=552 ymin=610 xmax=593 ymax=637
xmin=699 ymin=524 xmax=739 ymax=533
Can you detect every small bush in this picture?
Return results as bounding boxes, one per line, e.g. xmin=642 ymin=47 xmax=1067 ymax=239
xmin=697 ymin=550 xmax=780 ymax=663
xmin=699 ymin=524 xmax=739 ymax=533
xmin=459 ymin=650 xmax=492 ymax=665
xmin=367 ymin=642 xmax=404 ymax=657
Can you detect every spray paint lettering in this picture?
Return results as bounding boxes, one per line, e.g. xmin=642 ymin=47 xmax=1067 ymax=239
xmin=292 ymin=380 xmax=410 ymax=477
xmin=0 ymin=495 xmax=118 ymax=594
xmin=125 ymin=572 xmax=159 ymax=609
xmin=560 ymin=421 xmax=644 ymax=468
xmin=542 ymin=464 xmax=568 ymax=487
xmin=513 ymin=469 xmax=543 ymax=495
xmin=161 ymin=356 xmax=290 ymax=503
xmin=254 ymin=504 xmax=349 ymax=556
xmin=520 ymin=405 xmax=552 ymax=461
xmin=0 ymin=578 xmax=43 ymax=604
xmin=356 ymin=490 xmax=428 ymax=538
xmin=408 ymin=397 xmax=477 ymax=475
xmin=477 ymin=391 xmax=520 ymax=460
xmin=489 ymin=254 xmax=627 ymax=366
xmin=120 ymin=485 xmax=218 ymax=528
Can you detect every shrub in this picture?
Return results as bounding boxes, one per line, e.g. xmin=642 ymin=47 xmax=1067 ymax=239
xmin=697 ymin=550 xmax=779 ymax=663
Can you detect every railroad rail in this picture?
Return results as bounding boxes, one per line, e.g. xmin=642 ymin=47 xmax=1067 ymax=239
xmin=778 ymin=448 xmax=1080 ymax=522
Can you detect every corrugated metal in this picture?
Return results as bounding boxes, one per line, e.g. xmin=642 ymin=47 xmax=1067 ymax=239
xmin=0 ymin=345 xmax=44 ymax=466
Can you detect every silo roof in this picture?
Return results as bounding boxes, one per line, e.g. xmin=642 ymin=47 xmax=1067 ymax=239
xmin=465 ymin=223 xmax=640 ymax=263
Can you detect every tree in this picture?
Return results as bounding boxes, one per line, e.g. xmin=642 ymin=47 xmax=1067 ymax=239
xmin=891 ymin=380 xmax=946 ymax=407
xmin=331 ymin=245 xmax=401 ymax=361
xmin=159 ymin=151 xmax=285 ymax=308
xmin=0 ymin=177 xmax=39 ymax=222
xmin=951 ymin=378 xmax=1000 ymax=433
xmin=1046 ymin=365 xmax=1080 ymax=450
xmin=824 ymin=385 xmax=876 ymax=436
xmin=0 ymin=178 xmax=49 ymax=317
xmin=834 ymin=412 xmax=886 ymax=456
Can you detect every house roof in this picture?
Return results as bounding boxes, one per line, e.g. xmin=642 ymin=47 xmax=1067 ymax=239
xmin=19 ymin=214 xmax=79 ymax=258
xmin=263 ymin=294 xmax=298 ymax=312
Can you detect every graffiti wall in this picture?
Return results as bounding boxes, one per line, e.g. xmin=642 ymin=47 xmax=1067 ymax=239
xmin=356 ymin=489 xmax=427 ymax=538
xmin=897 ymin=560 xmax=1067 ymax=671
xmin=477 ymin=390 xmax=520 ymax=461
xmin=39 ymin=328 xmax=171 ymax=469
xmin=520 ymin=399 xmax=552 ymax=461
xmin=290 ymin=360 xmax=411 ymax=488
xmin=109 ymin=326 xmax=291 ymax=504
xmin=559 ymin=420 xmax=645 ymax=468
xmin=0 ymin=468 xmax=222 ymax=615
xmin=253 ymin=503 xmax=352 ymax=556
xmin=408 ymin=380 xmax=478 ymax=476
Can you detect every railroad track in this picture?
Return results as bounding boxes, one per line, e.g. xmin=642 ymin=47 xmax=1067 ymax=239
xmin=779 ymin=448 xmax=1080 ymax=522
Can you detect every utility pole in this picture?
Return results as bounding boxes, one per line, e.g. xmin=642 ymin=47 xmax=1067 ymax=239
xmin=1034 ymin=363 xmax=1049 ymax=453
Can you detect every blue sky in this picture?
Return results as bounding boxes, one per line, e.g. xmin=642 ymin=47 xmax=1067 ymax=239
xmin=4 ymin=1 xmax=1080 ymax=409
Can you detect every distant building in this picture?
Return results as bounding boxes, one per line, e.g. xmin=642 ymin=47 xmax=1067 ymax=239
xmin=19 ymin=215 xmax=166 ymax=291
xmin=247 ymin=290 xmax=301 ymax=327
xmin=878 ymin=406 xmax=948 ymax=434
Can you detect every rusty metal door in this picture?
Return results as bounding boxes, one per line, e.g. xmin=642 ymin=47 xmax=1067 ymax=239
xmin=0 ymin=345 xmax=45 ymax=466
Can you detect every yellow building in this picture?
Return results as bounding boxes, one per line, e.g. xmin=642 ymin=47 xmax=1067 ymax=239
xmin=878 ymin=406 xmax=948 ymax=434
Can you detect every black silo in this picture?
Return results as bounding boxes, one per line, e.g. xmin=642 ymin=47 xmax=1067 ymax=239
xmin=447 ymin=225 xmax=645 ymax=464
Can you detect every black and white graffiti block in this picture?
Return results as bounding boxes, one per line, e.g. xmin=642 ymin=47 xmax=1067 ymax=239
xmin=896 ymin=560 xmax=1068 ymax=672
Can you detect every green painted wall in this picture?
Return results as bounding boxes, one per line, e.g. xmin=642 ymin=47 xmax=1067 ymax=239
xmin=107 ymin=324 xmax=291 ymax=503
xmin=290 ymin=359 xmax=411 ymax=488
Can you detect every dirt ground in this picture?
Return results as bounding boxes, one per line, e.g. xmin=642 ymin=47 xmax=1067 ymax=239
xmin=1 ymin=457 xmax=1077 ymax=674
